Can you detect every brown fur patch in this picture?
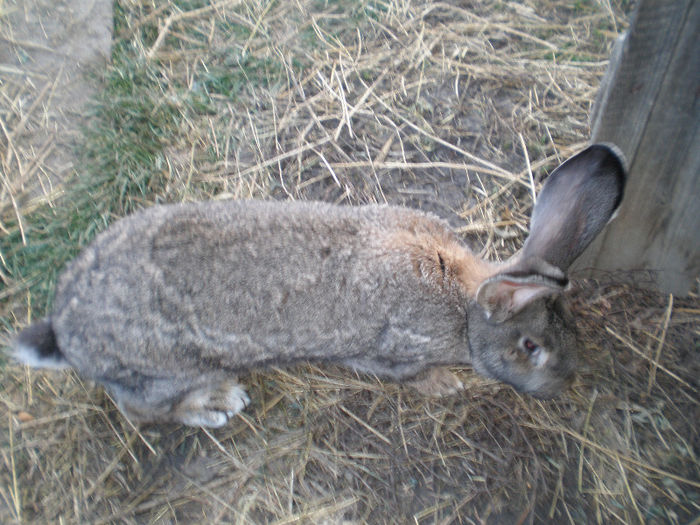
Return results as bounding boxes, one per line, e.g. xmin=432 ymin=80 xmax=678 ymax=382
xmin=385 ymin=227 xmax=497 ymax=298
xmin=442 ymin=243 xmax=497 ymax=296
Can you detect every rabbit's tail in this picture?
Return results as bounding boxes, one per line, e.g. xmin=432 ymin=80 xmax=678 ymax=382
xmin=13 ymin=319 xmax=70 ymax=370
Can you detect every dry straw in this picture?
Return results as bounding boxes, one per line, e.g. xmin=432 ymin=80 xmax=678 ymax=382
xmin=1 ymin=0 xmax=698 ymax=523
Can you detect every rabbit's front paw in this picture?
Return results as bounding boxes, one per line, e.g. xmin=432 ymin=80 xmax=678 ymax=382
xmin=174 ymin=380 xmax=250 ymax=428
xmin=409 ymin=367 xmax=464 ymax=397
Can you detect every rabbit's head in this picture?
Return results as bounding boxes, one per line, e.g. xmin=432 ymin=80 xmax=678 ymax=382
xmin=466 ymin=144 xmax=626 ymax=398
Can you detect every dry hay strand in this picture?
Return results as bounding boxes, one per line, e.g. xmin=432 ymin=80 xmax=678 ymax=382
xmin=2 ymin=0 xmax=699 ymax=524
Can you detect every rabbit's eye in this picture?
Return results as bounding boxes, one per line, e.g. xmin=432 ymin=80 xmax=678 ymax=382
xmin=521 ymin=337 xmax=539 ymax=354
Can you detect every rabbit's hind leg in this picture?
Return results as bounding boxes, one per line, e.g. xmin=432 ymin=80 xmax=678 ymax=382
xmin=171 ymin=379 xmax=250 ymax=428
xmin=104 ymin=375 xmax=250 ymax=428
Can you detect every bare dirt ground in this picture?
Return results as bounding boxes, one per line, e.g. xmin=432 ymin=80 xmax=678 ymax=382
xmin=0 ymin=0 xmax=112 ymax=197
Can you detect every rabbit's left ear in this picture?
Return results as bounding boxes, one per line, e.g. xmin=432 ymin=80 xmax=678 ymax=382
xmin=520 ymin=143 xmax=626 ymax=273
xmin=475 ymin=259 xmax=566 ymax=322
xmin=476 ymin=144 xmax=626 ymax=323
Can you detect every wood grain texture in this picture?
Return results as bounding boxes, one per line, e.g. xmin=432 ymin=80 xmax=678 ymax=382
xmin=574 ymin=0 xmax=699 ymax=295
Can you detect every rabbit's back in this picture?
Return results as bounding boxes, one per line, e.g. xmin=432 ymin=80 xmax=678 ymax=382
xmin=51 ymin=200 xmax=477 ymax=381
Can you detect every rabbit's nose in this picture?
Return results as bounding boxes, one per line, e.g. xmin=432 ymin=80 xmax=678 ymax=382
xmin=564 ymin=373 xmax=576 ymax=389
xmin=531 ymin=370 xmax=577 ymax=399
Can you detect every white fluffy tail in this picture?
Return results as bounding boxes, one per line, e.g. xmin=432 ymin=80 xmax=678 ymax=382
xmin=13 ymin=319 xmax=70 ymax=370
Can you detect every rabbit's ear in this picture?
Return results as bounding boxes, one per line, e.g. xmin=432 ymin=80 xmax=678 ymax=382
xmin=475 ymin=259 xmax=567 ymax=322
xmin=520 ymin=143 xmax=626 ymax=273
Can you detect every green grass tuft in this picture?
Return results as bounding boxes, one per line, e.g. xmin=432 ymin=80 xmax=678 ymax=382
xmin=2 ymin=6 xmax=203 ymax=317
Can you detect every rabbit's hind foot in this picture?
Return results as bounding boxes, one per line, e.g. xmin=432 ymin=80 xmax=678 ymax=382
xmin=172 ymin=380 xmax=250 ymax=428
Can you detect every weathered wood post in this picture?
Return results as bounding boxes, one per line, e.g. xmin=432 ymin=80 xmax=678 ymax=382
xmin=572 ymin=0 xmax=699 ymax=295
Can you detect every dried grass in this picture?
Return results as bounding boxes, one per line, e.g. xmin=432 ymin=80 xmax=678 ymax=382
xmin=1 ymin=0 xmax=699 ymax=523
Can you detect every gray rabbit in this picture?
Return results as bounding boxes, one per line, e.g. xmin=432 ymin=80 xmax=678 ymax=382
xmin=12 ymin=144 xmax=626 ymax=427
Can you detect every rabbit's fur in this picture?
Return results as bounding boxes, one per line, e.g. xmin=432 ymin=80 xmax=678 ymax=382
xmin=12 ymin=144 xmax=626 ymax=427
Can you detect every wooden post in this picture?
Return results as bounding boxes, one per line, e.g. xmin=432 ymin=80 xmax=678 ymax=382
xmin=572 ymin=0 xmax=700 ymax=295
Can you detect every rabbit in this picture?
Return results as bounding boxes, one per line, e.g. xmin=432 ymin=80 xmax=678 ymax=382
xmin=11 ymin=144 xmax=626 ymax=427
